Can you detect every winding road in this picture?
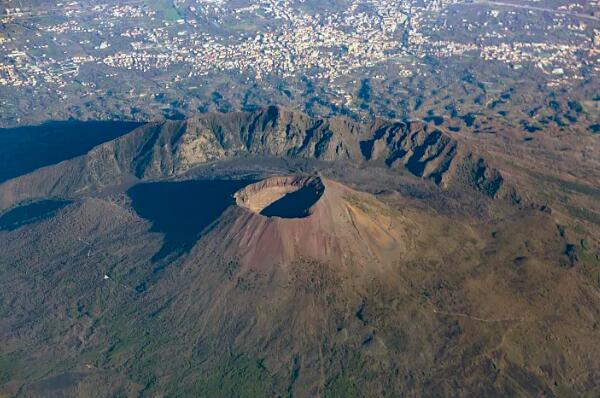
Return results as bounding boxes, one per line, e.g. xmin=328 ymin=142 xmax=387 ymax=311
xmin=464 ymin=0 xmax=600 ymax=23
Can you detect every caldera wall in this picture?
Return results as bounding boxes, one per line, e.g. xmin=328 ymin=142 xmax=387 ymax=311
xmin=234 ymin=175 xmax=324 ymax=218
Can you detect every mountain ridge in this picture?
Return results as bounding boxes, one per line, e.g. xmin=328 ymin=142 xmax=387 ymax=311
xmin=0 ymin=106 xmax=509 ymax=212
xmin=1 ymin=112 xmax=599 ymax=397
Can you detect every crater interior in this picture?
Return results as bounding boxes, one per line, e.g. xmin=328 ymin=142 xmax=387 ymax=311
xmin=234 ymin=176 xmax=324 ymax=218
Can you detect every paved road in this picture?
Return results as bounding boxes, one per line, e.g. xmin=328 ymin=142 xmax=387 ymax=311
xmin=469 ymin=0 xmax=600 ymax=23
xmin=0 ymin=0 xmax=146 ymax=19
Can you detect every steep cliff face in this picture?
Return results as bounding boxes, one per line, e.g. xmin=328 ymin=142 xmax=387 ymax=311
xmin=127 ymin=107 xmax=504 ymax=196
xmin=129 ymin=106 xmax=364 ymax=179
xmin=359 ymin=120 xmax=461 ymax=186
xmin=0 ymin=106 xmax=508 ymax=210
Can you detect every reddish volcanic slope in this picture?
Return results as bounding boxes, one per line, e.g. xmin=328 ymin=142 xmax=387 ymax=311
xmin=206 ymin=175 xmax=412 ymax=271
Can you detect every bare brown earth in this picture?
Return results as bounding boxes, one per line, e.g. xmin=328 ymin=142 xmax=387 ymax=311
xmin=1 ymin=170 xmax=598 ymax=397
xmin=0 ymin=107 xmax=599 ymax=397
xmin=227 ymin=175 xmax=409 ymax=271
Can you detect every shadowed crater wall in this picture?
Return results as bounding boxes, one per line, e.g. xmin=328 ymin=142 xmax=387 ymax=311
xmin=261 ymin=185 xmax=323 ymax=218
xmin=235 ymin=176 xmax=324 ymax=219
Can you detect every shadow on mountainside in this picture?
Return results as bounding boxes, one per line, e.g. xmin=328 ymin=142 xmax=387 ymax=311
xmin=0 ymin=120 xmax=143 ymax=183
xmin=0 ymin=199 xmax=72 ymax=231
xmin=128 ymin=179 xmax=255 ymax=262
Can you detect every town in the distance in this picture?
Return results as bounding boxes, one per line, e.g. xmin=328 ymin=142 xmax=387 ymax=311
xmin=2 ymin=1 xmax=600 ymax=397
xmin=1 ymin=0 xmax=599 ymax=135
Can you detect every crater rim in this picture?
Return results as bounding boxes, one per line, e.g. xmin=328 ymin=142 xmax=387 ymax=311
xmin=234 ymin=175 xmax=324 ymax=219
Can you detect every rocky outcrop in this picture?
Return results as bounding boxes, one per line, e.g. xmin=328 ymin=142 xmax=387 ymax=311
xmin=359 ymin=120 xmax=461 ymax=187
xmin=0 ymin=106 xmax=509 ymax=210
xmin=123 ymin=107 xmax=505 ymax=197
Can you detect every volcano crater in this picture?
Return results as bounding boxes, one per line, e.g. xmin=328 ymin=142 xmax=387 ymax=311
xmin=234 ymin=176 xmax=324 ymax=219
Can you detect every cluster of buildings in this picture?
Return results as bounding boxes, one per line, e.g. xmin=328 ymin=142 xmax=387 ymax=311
xmin=98 ymin=0 xmax=419 ymax=82
xmin=0 ymin=0 xmax=598 ymax=93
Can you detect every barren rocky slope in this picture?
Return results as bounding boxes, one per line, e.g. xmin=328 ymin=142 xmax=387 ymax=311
xmin=0 ymin=106 xmax=507 ymax=211
xmin=0 ymin=108 xmax=599 ymax=397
